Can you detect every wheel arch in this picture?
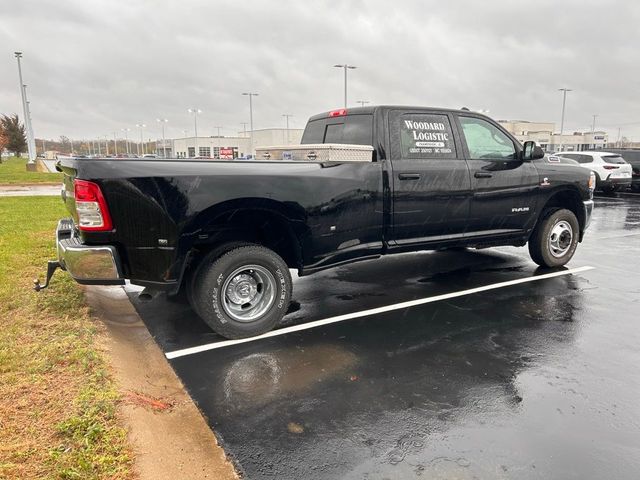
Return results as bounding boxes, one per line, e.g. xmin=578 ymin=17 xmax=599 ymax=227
xmin=174 ymin=198 xmax=308 ymax=293
xmin=537 ymin=187 xmax=586 ymax=240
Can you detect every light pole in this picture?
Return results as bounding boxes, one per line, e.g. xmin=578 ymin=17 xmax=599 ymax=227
xmin=213 ymin=126 xmax=223 ymax=137
xmin=282 ymin=114 xmax=293 ymax=144
xmin=333 ymin=64 xmax=357 ymax=108
xmin=121 ymin=128 xmax=131 ymax=154
xmin=104 ymin=136 xmax=109 ymax=156
xmin=242 ymin=93 xmax=258 ymax=155
xmin=23 ymin=87 xmax=37 ymax=161
xmin=356 ymin=100 xmax=369 ymax=107
xmin=240 ymin=122 xmax=248 ymax=138
xmin=188 ymin=108 xmax=201 ymax=157
xmin=157 ymin=118 xmax=168 ymax=157
xmin=14 ymin=52 xmax=35 ymax=163
xmin=113 ymin=132 xmax=118 ymax=156
xmin=135 ymin=123 xmax=146 ymax=155
xmin=591 ymin=114 xmax=598 ymax=150
xmin=97 ymin=137 xmax=101 ymax=156
xmin=69 ymin=138 xmax=74 ymax=155
xmin=188 ymin=108 xmax=201 ymax=138
xmin=558 ymin=88 xmax=572 ymax=152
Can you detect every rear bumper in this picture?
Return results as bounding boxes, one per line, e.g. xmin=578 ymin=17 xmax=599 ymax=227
xmin=56 ymin=218 xmax=124 ymax=285
xmin=601 ymin=175 xmax=632 ymax=188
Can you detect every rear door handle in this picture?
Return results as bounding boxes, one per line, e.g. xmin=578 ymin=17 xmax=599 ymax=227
xmin=474 ymin=172 xmax=493 ymax=178
xmin=398 ymin=173 xmax=421 ymax=180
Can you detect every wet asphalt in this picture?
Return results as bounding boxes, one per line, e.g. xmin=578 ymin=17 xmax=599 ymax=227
xmin=127 ymin=192 xmax=640 ymax=479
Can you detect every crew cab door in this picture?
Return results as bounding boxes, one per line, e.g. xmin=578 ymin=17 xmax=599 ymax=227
xmin=455 ymin=114 xmax=539 ymax=234
xmin=388 ymin=110 xmax=471 ymax=245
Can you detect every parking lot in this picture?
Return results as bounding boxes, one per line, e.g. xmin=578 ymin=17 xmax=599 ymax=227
xmin=126 ymin=193 xmax=640 ymax=479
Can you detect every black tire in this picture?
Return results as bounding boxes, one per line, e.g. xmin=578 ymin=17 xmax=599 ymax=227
xmin=186 ymin=242 xmax=251 ymax=318
xmin=528 ymin=208 xmax=579 ymax=268
xmin=192 ymin=244 xmax=292 ymax=339
xmin=600 ymin=185 xmax=617 ymax=194
xmin=631 ymin=183 xmax=640 ymax=192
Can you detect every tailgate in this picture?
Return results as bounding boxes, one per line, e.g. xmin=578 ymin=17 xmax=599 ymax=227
xmin=57 ymin=158 xmax=79 ymax=224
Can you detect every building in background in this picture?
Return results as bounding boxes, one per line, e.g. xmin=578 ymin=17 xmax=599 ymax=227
xmin=498 ymin=120 xmax=608 ymax=152
xmin=169 ymin=128 xmax=304 ymax=159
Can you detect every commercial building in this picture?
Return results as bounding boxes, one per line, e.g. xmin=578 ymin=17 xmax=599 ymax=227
xmin=169 ymin=128 xmax=304 ymax=159
xmin=498 ymin=120 xmax=608 ymax=152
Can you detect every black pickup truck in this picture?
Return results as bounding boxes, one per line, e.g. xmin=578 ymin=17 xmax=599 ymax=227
xmin=39 ymin=106 xmax=595 ymax=339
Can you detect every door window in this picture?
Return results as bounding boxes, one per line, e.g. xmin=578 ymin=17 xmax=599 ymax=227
xmin=399 ymin=113 xmax=457 ymax=159
xmin=459 ymin=116 xmax=516 ymax=160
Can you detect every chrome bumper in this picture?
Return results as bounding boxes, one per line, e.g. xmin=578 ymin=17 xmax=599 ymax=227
xmin=56 ymin=218 xmax=124 ymax=285
xmin=583 ymin=200 xmax=594 ymax=230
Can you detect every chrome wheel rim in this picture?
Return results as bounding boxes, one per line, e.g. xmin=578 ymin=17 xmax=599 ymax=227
xmin=221 ymin=265 xmax=277 ymax=322
xmin=549 ymin=220 xmax=573 ymax=258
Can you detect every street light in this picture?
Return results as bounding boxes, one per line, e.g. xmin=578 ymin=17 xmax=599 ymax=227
xmin=157 ymin=118 xmax=168 ymax=158
xmin=121 ymin=128 xmax=131 ymax=154
xmin=240 ymin=122 xmax=248 ymax=138
xmin=558 ymin=88 xmax=572 ymax=152
xmin=356 ymin=100 xmax=369 ymax=107
xmin=135 ymin=123 xmax=146 ymax=155
xmin=242 ymin=93 xmax=258 ymax=154
xmin=282 ymin=114 xmax=293 ymax=144
xmin=333 ymin=64 xmax=357 ymax=108
xmin=14 ymin=52 xmax=35 ymax=163
xmin=23 ymin=86 xmax=36 ymax=161
xmin=591 ymin=114 xmax=598 ymax=150
xmin=187 ymin=108 xmax=202 ymax=138
xmin=113 ymin=132 xmax=118 ymax=156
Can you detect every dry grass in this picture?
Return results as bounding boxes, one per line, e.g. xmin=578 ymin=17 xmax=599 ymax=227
xmin=0 ymin=197 xmax=133 ymax=479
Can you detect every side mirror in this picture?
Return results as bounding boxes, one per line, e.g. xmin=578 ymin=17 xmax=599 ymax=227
xmin=522 ymin=141 xmax=545 ymax=161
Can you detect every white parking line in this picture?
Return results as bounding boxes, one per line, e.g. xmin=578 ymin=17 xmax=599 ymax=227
xmin=165 ymin=265 xmax=595 ymax=359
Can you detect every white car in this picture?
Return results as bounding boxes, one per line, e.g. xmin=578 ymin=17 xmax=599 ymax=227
xmin=558 ymin=151 xmax=632 ymax=193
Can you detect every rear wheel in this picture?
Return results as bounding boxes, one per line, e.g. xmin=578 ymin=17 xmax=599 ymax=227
xmin=191 ymin=244 xmax=292 ymax=339
xmin=528 ymin=208 xmax=579 ymax=268
xmin=601 ymin=185 xmax=617 ymax=194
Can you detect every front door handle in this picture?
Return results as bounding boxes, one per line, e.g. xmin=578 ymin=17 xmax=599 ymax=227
xmin=398 ymin=173 xmax=421 ymax=180
xmin=474 ymin=171 xmax=493 ymax=178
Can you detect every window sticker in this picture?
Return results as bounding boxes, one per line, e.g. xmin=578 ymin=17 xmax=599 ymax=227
xmin=400 ymin=114 xmax=456 ymax=158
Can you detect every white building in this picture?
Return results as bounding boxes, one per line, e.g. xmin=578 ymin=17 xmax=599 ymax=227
xmin=169 ymin=128 xmax=304 ymax=159
xmin=498 ymin=120 xmax=608 ymax=152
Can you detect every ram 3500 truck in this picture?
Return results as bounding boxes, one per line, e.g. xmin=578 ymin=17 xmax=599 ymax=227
xmin=38 ymin=106 xmax=595 ymax=339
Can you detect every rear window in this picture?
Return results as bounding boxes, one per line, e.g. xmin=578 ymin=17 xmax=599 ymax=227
xmin=602 ymin=155 xmax=626 ymax=164
xmin=301 ymin=114 xmax=373 ymax=145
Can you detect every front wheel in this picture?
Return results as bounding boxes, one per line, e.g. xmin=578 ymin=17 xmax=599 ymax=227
xmin=192 ymin=245 xmax=292 ymax=339
xmin=528 ymin=208 xmax=579 ymax=268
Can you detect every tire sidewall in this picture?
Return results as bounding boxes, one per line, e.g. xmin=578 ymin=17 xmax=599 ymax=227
xmin=195 ymin=246 xmax=291 ymax=338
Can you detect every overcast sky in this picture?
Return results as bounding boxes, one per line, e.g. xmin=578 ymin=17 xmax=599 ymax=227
xmin=1 ymin=0 xmax=639 ymax=141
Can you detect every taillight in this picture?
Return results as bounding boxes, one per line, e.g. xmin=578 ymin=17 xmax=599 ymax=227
xmin=588 ymin=171 xmax=596 ymax=191
xmin=329 ymin=109 xmax=347 ymax=117
xmin=74 ymin=179 xmax=113 ymax=231
xmin=602 ymin=165 xmax=619 ymax=170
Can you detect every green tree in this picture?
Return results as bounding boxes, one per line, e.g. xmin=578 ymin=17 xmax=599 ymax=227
xmin=0 ymin=114 xmax=27 ymax=157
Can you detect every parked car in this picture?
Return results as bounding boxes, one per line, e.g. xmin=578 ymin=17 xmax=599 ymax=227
xmin=557 ymin=151 xmax=632 ymax=193
xmin=38 ymin=106 xmax=595 ymax=339
xmin=601 ymin=149 xmax=640 ymax=191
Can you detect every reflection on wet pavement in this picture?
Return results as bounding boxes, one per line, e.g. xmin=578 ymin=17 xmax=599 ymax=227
xmin=129 ymin=194 xmax=640 ymax=479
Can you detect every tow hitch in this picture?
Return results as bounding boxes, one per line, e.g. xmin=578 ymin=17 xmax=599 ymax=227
xmin=33 ymin=260 xmax=62 ymax=292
